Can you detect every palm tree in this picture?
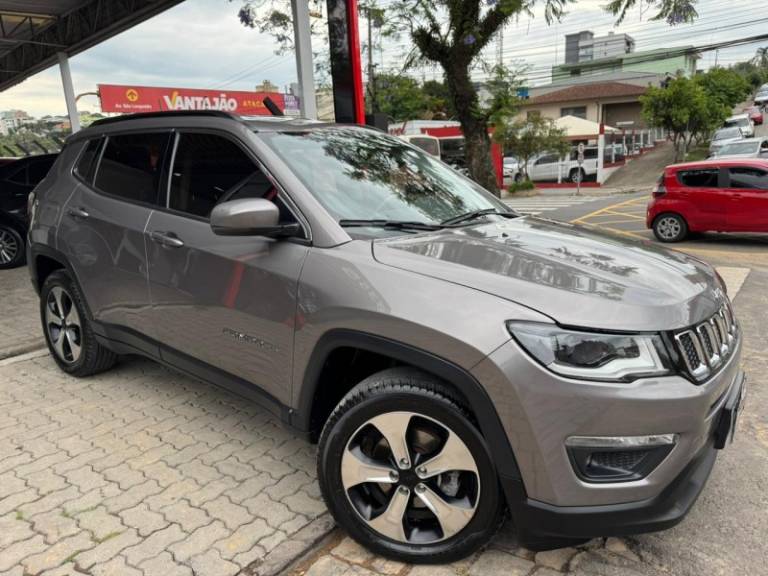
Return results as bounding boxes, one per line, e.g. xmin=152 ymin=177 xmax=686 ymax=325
xmin=752 ymin=47 xmax=768 ymax=69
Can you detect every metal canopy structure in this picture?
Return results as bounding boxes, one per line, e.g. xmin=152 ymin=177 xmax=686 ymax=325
xmin=0 ymin=1 xmax=184 ymax=92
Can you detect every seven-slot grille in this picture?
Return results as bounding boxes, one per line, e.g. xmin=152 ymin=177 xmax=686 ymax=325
xmin=674 ymin=303 xmax=737 ymax=382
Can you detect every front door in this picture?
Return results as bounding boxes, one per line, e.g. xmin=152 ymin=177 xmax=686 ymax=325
xmin=146 ymin=131 xmax=309 ymax=406
xmin=674 ymin=168 xmax=726 ymax=231
xmin=58 ymin=132 xmax=171 ymax=344
xmin=722 ymin=166 xmax=768 ymax=231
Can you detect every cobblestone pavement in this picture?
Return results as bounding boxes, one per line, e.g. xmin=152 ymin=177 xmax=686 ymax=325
xmin=0 ymin=267 xmax=44 ymax=359
xmin=0 ymin=353 xmax=331 ymax=576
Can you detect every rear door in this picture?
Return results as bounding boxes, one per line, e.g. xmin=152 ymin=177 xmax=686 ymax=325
xmin=674 ymin=168 xmax=726 ymax=231
xmin=722 ymin=165 xmax=768 ymax=231
xmin=530 ymin=153 xmax=560 ymax=181
xmin=145 ymin=131 xmax=309 ymax=406
xmin=58 ymin=132 xmax=171 ymax=349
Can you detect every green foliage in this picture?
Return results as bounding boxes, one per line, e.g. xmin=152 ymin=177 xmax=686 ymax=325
xmin=493 ymin=115 xmax=569 ymax=179
xmin=422 ymin=80 xmax=455 ymax=118
xmin=695 ymin=67 xmax=751 ymax=109
xmin=508 ymin=178 xmax=535 ymax=193
xmin=605 ymin=0 xmax=698 ymax=25
xmin=371 ymin=74 xmax=429 ymax=121
xmin=483 ymin=64 xmax=524 ymax=125
xmin=640 ymin=76 xmax=728 ymax=161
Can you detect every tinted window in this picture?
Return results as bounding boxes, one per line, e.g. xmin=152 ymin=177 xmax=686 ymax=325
xmin=677 ymin=169 xmax=719 ymax=188
xmin=727 ymin=167 xmax=768 ymax=190
xmin=5 ymin=162 xmax=27 ymax=185
xmin=714 ymin=128 xmax=742 ymax=141
xmin=75 ymin=138 xmax=103 ymax=184
xmin=169 ymin=133 xmax=267 ymax=218
xmin=536 ymin=154 xmax=560 ymax=165
xmin=561 ymin=106 xmax=587 ymax=119
xmin=27 ymin=157 xmax=56 ymax=185
xmin=94 ymin=133 xmax=169 ymax=204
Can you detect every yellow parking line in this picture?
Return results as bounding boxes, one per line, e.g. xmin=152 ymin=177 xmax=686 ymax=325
xmin=570 ymin=196 xmax=647 ymax=224
xmin=600 ymin=210 xmax=646 ymax=220
xmin=581 ymin=219 xmax=647 ymax=226
xmin=574 ymin=221 xmax=646 ymax=239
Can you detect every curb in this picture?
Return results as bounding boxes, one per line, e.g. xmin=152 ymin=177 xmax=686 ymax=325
xmin=242 ymin=513 xmax=336 ymax=576
xmin=0 ymin=342 xmax=47 ymax=363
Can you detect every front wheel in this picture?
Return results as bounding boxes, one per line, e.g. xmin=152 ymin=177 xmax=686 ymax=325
xmin=569 ymin=168 xmax=585 ymax=184
xmin=0 ymin=224 xmax=25 ymax=269
xmin=653 ymin=213 xmax=688 ymax=242
xmin=317 ymin=368 xmax=503 ymax=563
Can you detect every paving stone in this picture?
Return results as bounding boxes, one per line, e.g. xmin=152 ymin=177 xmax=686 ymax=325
xmin=119 ymin=503 xmax=169 ymax=537
xmin=0 ymin=534 xmax=48 ymax=570
xmin=0 ymin=514 xmax=35 ymax=548
xmin=0 ymin=472 xmax=30 ymax=497
xmin=202 ymin=496 xmax=251 ymax=530
xmin=141 ymin=460 xmax=184 ymax=487
xmin=332 ymin=537 xmax=375 ymax=564
xmin=215 ymin=456 xmax=257 ymax=481
xmin=77 ymin=507 xmax=125 ymax=541
xmin=283 ymin=489 xmax=327 ymax=518
xmin=64 ymin=466 xmax=108 ymax=492
xmin=469 ymin=549 xmax=535 ymax=576
xmin=18 ymin=486 xmax=79 ymax=518
xmin=75 ymin=529 xmax=141 ymax=570
xmin=534 ymin=547 xmax=579 ymax=571
xmin=102 ymin=480 xmax=163 ymax=514
xmin=214 ymin=518 xmax=273 ymax=560
xmin=178 ymin=459 xmax=222 ymax=485
xmin=169 ymin=520 xmax=230 ymax=562
xmin=122 ymin=523 xmax=186 ymax=566
xmin=304 ymin=555 xmax=356 ymax=576
xmin=160 ymin=500 xmax=211 ymax=532
xmin=258 ymin=529 xmax=288 ymax=554
xmin=224 ymin=473 xmax=276 ymax=503
xmin=138 ymin=551 xmax=193 ymax=576
xmin=186 ymin=477 xmax=239 ymax=507
xmin=0 ymin=488 xmax=40 ymax=516
xmin=31 ymin=510 xmax=80 ymax=545
xmin=264 ymin=471 xmax=314 ymax=501
xmin=370 ymin=557 xmax=407 ymax=575
xmin=240 ymin=492 xmax=296 ymax=528
xmin=232 ymin=543 xmax=266 ymax=569
xmin=188 ymin=549 xmax=240 ymax=576
xmin=144 ymin=479 xmax=200 ymax=511
xmin=38 ymin=561 xmax=90 ymax=575
xmin=90 ymin=555 xmax=143 ymax=576
xmin=22 ymin=531 xmax=95 ymax=575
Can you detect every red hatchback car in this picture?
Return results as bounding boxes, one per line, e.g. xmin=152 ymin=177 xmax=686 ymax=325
xmin=744 ymin=105 xmax=764 ymax=125
xmin=647 ymin=158 xmax=768 ymax=242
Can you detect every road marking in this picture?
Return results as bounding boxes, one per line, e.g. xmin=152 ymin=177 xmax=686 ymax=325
xmin=716 ymin=267 xmax=750 ymax=298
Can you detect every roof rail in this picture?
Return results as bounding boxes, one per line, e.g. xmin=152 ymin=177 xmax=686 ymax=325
xmin=89 ymin=110 xmax=240 ymax=127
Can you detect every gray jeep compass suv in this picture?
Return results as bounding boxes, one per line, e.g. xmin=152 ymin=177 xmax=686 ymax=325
xmin=27 ymin=111 xmax=746 ymax=563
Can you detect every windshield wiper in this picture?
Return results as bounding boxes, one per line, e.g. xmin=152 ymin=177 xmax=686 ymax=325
xmin=339 ymin=219 xmax=444 ymax=231
xmin=440 ymin=208 xmax=517 ymax=226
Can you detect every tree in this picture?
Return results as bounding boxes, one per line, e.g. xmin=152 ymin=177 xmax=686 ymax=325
xmin=233 ymin=0 xmax=701 ymax=193
xmin=371 ymin=74 xmax=429 ymax=121
xmin=421 ymin=80 xmax=454 ymax=119
xmin=493 ymin=114 xmax=569 ymax=181
xmin=752 ymin=46 xmax=768 ymax=69
xmin=640 ymin=77 xmax=728 ymax=162
xmin=695 ymin=67 xmax=751 ymax=109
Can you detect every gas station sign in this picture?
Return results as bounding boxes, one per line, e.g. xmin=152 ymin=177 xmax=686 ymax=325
xmin=98 ymin=84 xmax=298 ymax=115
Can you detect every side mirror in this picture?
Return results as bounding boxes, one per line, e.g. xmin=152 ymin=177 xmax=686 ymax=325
xmin=210 ymin=198 xmax=299 ymax=238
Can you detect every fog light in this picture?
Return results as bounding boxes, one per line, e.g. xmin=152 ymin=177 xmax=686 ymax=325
xmin=566 ymin=435 xmax=676 ymax=483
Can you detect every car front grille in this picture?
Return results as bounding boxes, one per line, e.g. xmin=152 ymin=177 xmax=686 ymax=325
xmin=673 ymin=303 xmax=738 ymax=382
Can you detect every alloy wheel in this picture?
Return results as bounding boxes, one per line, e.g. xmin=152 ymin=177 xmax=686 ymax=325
xmin=0 ymin=228 xmax=19 ymax=265
xmin=45 ymin=286 xmax=82 ymax=364
xmin=341 ymin=411 xmax=480 ymax=544
xmin=656 ymin=216 xmax=682 ymax=240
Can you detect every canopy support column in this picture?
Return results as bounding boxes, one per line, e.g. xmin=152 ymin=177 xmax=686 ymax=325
xmin=57 ymin=52 xmax=80 ymax=133
xmin=291 ymin=0 xmax=317 ymax=119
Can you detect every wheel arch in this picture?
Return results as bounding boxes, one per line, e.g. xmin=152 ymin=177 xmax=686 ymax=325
xmin=293 ymin=329 xmax=523 ymax=483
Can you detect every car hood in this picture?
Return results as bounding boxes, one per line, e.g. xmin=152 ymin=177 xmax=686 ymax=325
xmin=372 ymin=216 xmax=725 ymax=332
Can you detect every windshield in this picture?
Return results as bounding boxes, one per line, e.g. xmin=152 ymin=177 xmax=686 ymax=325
xmin=259 ymin=127 xmax=506 ymax=229
xmin=725 ymin=118 xmax=749 ymax=128
xmin=719 ymin=142 xmax=760 ymax=156
xmin=714 ymin=128 xmax=741 ymax=140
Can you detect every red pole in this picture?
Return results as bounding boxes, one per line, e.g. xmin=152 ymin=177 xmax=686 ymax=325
xmin=345 ymin=0 xmax=366 ymax=124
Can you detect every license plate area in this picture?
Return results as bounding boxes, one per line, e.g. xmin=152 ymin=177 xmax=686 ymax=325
xmin=714 ymin=373 xmax=747 ymax=450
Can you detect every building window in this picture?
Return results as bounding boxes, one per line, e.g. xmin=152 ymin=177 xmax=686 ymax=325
xmin=561 ymin=106 xmax=587 ymax=119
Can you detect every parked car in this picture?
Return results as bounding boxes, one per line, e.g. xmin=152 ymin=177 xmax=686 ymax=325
xmin=709 ymin=127 xmax=744 ymax=157
xmin=648 ymin=158 xmax=768 ymax=242
xmin=715 ymin=137 xmax=768 ymax=159
xmin=754 ymin=92 xmax=768 ymax=107
xmin=0 ymin=153 xmax=57 ymax=269
xmin=28 ymin=111 xmax=745 ymax=562
xmin=502 ymin=156 xmax=520 ymax=185
xmin=509 ymin=147 xmax=598 ymax=183
xmin=723 ymin=114 xmax=754 ymax=138
xmin=743 ymin=105 xmax=764 ymax=125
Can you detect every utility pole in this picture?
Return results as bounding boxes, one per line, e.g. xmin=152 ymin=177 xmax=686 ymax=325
xmin=367 ymin=5 xmax=375 ymax=111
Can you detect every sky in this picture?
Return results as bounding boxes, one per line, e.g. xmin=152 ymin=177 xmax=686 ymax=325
xmin=1 ymin=0 xmax=766 ymax=117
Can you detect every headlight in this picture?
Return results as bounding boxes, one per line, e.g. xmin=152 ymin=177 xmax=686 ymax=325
xmin=507 ymin=321 xmax=672 ymax=382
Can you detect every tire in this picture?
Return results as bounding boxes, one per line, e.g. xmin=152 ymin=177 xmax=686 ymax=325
xmin=40 ymin=270 xmax=117 ymax=377
xmin=653 ymin=213 xmax=688 ymax=242
xmin=0 ymin=224 xmax=25 ymax=269
xmin=569 ymin=168 xmax=584 ymax=184
xmin=317 ymin=367 xmax=504 ymax=563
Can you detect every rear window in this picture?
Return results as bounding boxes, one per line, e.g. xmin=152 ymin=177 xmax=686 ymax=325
xmin=676 ymin=169 xmax=719 ymax=188
xmin=727 ymin=167 xmax=768 ymax=190
xmin=74 ymin=138 xmax=104 ymax=184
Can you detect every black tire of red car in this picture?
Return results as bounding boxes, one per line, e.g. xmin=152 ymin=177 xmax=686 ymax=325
xmin=569 ymin=168 xmax=585 ymax=184
xmin=40 ymin=270 xmax=118 ymax=377
xmin=0 ymin=223 xmax=25 ymax=269
xmin=652 ymin=212 xmax=688 ymax=243
xmin=317 ymin=367 xmax=504 ymax=563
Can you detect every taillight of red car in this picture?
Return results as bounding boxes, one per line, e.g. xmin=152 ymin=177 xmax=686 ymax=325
xmin=652 ymin=173 xmax=666 ymax=198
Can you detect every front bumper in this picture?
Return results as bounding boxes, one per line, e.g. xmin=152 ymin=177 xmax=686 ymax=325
xmin=470 ymin=329 xmax=744 ymax=540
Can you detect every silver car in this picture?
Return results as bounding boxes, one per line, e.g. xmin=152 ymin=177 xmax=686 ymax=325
xmin=709 ymin=126 xmax=744 ymax=156
xmin=715 ymin=137 xmax=768 ymax=159
xmin=27 ymin=111 xmax=746 ymax=562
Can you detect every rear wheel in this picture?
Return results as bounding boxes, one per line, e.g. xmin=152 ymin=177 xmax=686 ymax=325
xmin=40 ymin=270 xmax=117 ymax=376
xmin=0 ymin=224 xmax=25 ymax=269
xmin=317 ymin=368 xmax=503 ymax=563
xmin=653 ymin=213 xmax=688 ymax=242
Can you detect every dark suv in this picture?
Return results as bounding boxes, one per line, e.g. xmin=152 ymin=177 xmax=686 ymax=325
xmin=27 ymin=111 xmax=745 ymax=563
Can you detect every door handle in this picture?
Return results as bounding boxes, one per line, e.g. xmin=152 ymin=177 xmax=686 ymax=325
xmin=67 ymin=206 xmax=90 ymax=219
xmin=150 ymin=231 xmax=185 ymax=248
